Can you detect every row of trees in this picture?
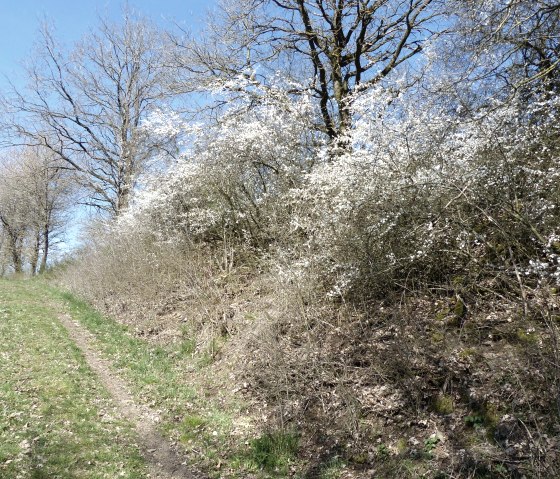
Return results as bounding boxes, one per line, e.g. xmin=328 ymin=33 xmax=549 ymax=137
xmin=0 ymin=148 xmax=71 ymax=275
xmin=0 ymin=0 xmax=558 ymax=276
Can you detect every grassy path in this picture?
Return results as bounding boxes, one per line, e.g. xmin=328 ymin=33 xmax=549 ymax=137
xmin=57 ymin=311 xmax=195 ymax=479
xmin=1 ymin=279 xmax=300 ymax=479
xmin=0 ymin=279 xmax=191 ymax=479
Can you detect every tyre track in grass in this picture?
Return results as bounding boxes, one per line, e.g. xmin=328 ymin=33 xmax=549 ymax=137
xmin=57 ymin=311 xmax=199 ymax=479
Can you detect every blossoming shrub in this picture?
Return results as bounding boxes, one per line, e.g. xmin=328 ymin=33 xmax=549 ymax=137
xmin=58 ymin=76 xmax=560 ymax=479
xmin=124 ymin=86 xmax=320 ymax=251
xmin=67 ymin=84 xmax=560 ymax=307
xmin=291 ymin=92 xmax=560 ymax=300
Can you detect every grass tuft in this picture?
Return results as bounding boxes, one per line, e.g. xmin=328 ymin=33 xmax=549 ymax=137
xmin=247 ymin=431 xmax=299 ymax=474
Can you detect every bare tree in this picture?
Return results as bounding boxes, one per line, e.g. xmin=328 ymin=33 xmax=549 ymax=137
xmin=21 ymin=147 xmax=73 ymax=274
xmin=0 ymin=229 xmax=8 ymax=276
xmin=447 ymin=0 xmax=560 ymax=102
xmin=0 ymin=147 xmax=72 ymax=275
xmin=0 ymin=155 xmax=32 ymax=274
xmin=174 ymin=0 xmax=443 ymax=144
xmin=2 ymin=11 xmax=173 ymax=215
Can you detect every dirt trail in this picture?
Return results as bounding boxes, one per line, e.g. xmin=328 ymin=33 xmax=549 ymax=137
xmin=58 ymin=312 xmax=199 ymax=479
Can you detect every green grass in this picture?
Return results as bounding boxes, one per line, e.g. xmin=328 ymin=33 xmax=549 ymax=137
xmin=58 ymin=290 xmax=198 ymax=406
xmin=230 ymin=430 xmax=300 ymax=477
xmin=1 ymin=279 xmax=304 ymax=478
xmin=248 ymin=431 xmax=299 ymax=474
xmin=317 ymin=457 xmax=347 ymax=479
xmin=51 ymin=286 xmax=251 ymax=477
xmin=0 ymin=279 xmax=147 ymax=479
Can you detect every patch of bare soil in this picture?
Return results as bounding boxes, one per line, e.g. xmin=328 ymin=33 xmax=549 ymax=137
xmin=58 ymin=312 xmax=200 ymax=479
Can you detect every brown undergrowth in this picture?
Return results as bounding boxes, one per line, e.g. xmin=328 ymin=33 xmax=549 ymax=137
xmin=57 ymin=238 xmax=560 ymax=478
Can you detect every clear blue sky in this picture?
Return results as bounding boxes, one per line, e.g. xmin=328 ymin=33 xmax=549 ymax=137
xmin=0 ymin=0 xmax=214 ymax=86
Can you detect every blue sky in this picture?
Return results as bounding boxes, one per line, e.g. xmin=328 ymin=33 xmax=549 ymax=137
xmin=0 ymin=0 xmax=214 ymax=87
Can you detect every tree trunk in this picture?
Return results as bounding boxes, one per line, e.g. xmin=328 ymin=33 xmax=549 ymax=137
xmin=30 ymin=229 xmax=41 ymax=275
xmin=39 ymin=224 xmax=49 ymax=274
xmin=11 ymin=240 xmax=23 ymax=274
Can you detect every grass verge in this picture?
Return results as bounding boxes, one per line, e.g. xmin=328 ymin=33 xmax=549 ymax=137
xmin=0 ymin=279 xmax=147 ymax=479
xmin=52 ymin=285 xmax=301 ymax=477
